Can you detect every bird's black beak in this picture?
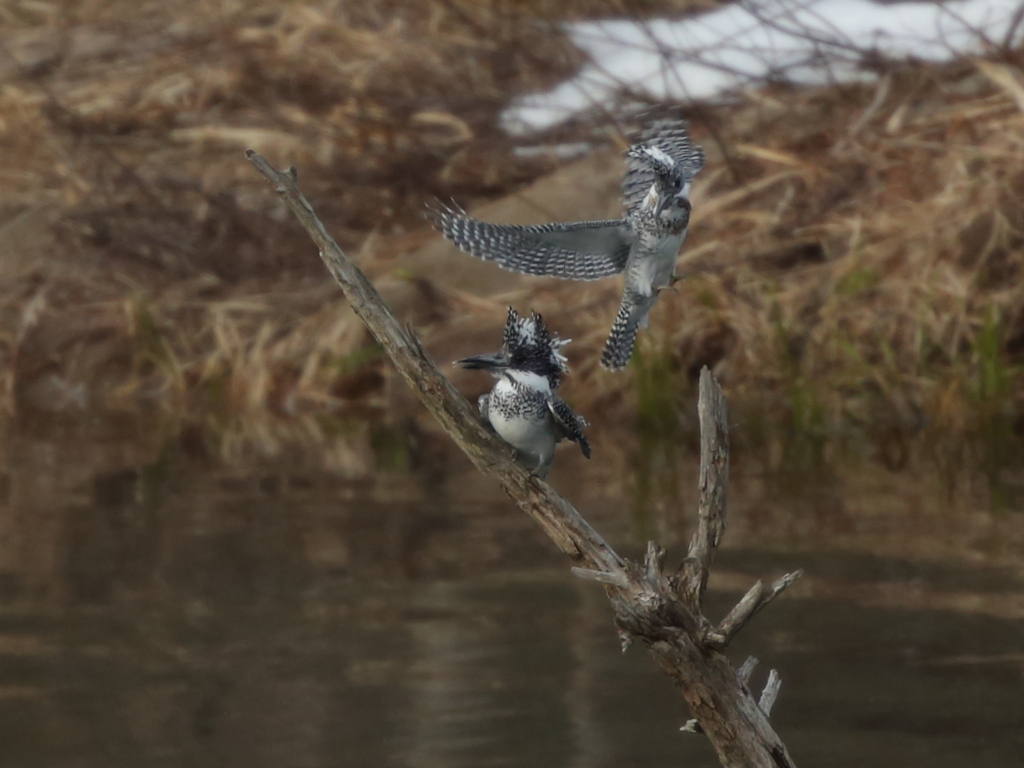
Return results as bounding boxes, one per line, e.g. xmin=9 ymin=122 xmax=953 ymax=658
xmin=454 ymin=352 xmax=506 ymax=371
xmin=656 ymin=193 xmax=689 ymax=218
xmin=653 ymin=192 xmax=670 ymax=218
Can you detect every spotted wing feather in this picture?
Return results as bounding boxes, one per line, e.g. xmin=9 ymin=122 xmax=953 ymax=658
xmin=548 ymin=396 xmax=591 ymax=459
xmin=621 ymin=119 xmax=705 ymax=217
xmin=431 ymin=204 xmax=632 ymax=281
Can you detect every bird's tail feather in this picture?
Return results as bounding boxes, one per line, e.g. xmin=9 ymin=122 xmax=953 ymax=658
xmin=600 ymin=300 xmax=645 ymax=371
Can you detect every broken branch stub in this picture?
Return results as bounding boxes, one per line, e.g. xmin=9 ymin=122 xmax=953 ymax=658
xmin=246 ymin=150 xmax=800 ymax=768
xmin=678 ymin=367 xmax=730 ymax=611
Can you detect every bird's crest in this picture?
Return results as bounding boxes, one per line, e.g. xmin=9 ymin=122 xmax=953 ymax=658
xmin=503 ymin=308 xmax=571 ymax=381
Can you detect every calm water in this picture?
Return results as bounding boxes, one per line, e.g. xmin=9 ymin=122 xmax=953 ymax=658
xmin=1 ymin=422 xmax=1023 ymax=768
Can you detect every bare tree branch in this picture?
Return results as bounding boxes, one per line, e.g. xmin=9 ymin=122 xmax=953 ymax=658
xmin=684 ymin=661 xmax=783 ymax=735
xmin=1002 ymin=1 xmax=1024 ymax=50
xmin=758 ymin=669 xmax=783 ymax=717
xmin=712 ymin=579 xmax=767 ymax=645
xmin=571 ymin=566 xmax=630 ymax=588
xmin=709 ymin=570 xmax=803 ymax=649
xmin=678 ymin=367 xmax=730 ymax=611
xmin=245 ymin=150 xmax=799 ymax=768
xmin=737 ymin=656 xmax=760 ymax=687
xmin=242 ymin=152 xmax=624 ymax=576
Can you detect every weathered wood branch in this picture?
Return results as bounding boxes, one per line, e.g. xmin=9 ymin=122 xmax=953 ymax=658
xmin=682 ymin=659 xmax=782 ymax=734
xmin=242 ymin=152 xmax=624 ymax=577
xmin=759 ymin=669 xmax=783 ymax=716
xmin=707 ymin=570 xmax=802 ymax=649
xmin=246 ymin=151 xmax=800 ymax=768
xmin=678 ymin=370 xmax=730 ymax=611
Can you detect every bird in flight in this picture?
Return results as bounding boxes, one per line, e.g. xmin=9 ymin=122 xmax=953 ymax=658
xmin=433 ymin=119 xmax=704 ymax=370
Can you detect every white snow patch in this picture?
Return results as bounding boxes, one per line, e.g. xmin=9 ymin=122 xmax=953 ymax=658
xmin=503 ymin=0 xmax=1023 ymax=133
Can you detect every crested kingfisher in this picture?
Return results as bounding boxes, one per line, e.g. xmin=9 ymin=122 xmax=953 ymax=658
xmin=456 ymin=308 xmax=590 ymax=479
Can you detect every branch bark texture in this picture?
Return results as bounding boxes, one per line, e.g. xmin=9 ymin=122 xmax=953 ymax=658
xmin=246 ymin=151 xmax=800 ymax=768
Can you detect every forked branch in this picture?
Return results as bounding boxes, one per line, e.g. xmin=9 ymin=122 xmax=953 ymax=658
xmin=246 ymin=150 xmax=800 ymax=768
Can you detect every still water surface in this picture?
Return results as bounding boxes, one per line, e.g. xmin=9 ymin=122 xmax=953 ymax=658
xmin=1 ymin=425 xmax=1022 ymax=767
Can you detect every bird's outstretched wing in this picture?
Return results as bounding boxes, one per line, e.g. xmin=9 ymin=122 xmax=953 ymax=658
xmin=431 ymin=203 xmax=632 ymax=281
xmin=548 ymin=396 xmax=591 ymax=458
xmin=621 ymin=119 xmax=705 ymax=217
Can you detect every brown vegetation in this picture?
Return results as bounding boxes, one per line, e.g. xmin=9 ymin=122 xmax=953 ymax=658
xmin=2 ymin=1 xmax=1023 ymax=493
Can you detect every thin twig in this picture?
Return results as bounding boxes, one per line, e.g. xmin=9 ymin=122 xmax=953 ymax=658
xmin=1002 ymin=0 xmax=1024 ymax=51
xmin=758 ymin=669 xmax=782 ymax=716
xmin=847 ymin=72 xmax=892 ymax=138
xmin=737 ymin=656 xmax=759 ymax=687
xmin=710 ymin=570 xmax=803 ymax=648
xmin=710 ymin=579 xmax=766 ymax=646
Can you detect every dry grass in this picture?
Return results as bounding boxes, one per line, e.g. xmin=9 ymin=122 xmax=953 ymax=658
xmin=0 ymin=0 xmax=605 ymax=444
xmin=568 ymin=61 xmax=1024 ymax=501
xmin=2 ymin=1 xmax=1024 ymax=493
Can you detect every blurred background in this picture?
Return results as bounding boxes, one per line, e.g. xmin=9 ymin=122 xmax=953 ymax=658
xmin=1 ymin=1 xmax=1023 ymax=766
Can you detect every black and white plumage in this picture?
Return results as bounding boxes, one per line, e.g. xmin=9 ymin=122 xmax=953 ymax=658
xmin=620 ymin=120 xmax=705 ymax=216
xmin=432 ymin=118 xmax=704 ymax=371
xmin=455 ymin=308 xmax=590 ymax=479
xmin=431 ymin=207 xmax=633 ymax=281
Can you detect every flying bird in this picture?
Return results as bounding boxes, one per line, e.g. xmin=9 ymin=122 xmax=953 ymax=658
xmin=433 ymin=119 xmax=704 ymax=370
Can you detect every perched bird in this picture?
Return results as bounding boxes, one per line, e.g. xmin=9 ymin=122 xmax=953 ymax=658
xmin=432 ymin=119 xmax=704 ymax=370
xmin=455 ymin=308 xmax=590 ymax=479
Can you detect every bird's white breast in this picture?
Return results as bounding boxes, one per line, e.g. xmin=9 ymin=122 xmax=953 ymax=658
xmin=633 ymin=232 xmax=684 ymax=295
xmin=489 ymin=408 xmax=553 ymax=454
xmin=489 ymin=377 xmax=555 ymax=456
xmin=504 ymin=370 xmax=551 ymax=393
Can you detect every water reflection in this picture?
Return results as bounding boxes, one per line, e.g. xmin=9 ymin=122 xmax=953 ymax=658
xmin=0 ymin=425 xmax=1022 ymax=768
